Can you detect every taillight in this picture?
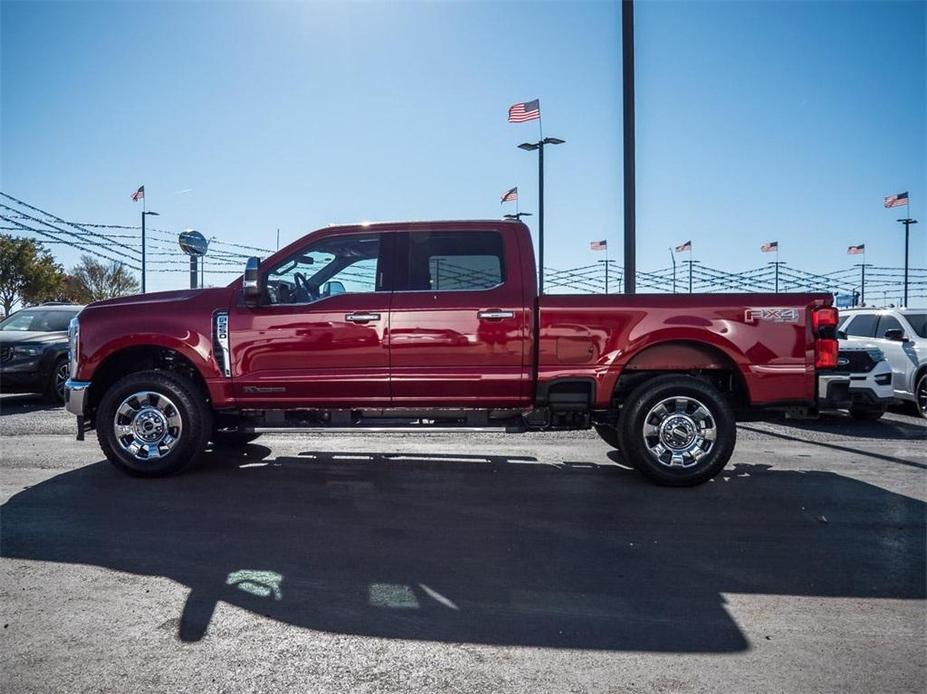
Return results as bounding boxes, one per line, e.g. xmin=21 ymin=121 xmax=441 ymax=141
xmin=812 ymin=307 xmax=838 ymax=333
xmin=815 ymin=338 xmax=838 ymax=369
xmin=812 ymin=306 xmax=839 ymax=369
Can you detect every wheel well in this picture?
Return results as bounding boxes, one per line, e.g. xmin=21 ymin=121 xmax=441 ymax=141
xmin=613 ymin=341 xmax=748 ymax=409
xmin=87 ymin=346 xmax=209 ymax=415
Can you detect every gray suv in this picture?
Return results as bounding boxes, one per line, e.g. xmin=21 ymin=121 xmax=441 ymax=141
xmin=839 ymin=308 xmax=927 ymax=419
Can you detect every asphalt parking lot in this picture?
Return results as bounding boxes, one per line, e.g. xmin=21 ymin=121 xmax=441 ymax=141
xmin=1 ymin=394 xmax=925 ymax=694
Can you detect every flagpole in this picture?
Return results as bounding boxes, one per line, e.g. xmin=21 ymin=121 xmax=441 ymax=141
xmin=605 ymin=245 xmax=608 ymax=294
xmin=861 ymin=252 xmax=866 ymax=306
xmin=669 ymin=247 xmax=676 ymax=294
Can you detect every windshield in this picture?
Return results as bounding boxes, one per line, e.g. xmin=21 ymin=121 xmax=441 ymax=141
xmin=0 ymin=309 xmax=79 ymax=332
xmin=906 ymin=313 xmax=926 ymax=338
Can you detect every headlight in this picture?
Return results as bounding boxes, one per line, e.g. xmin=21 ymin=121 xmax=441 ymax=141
xmin=866 ymin=348 xmax=884 ymax=363
xmin=13 ymin=345 xmax=42 ymax=357
xmin=68 ymin=316 xmax=80 ymax=378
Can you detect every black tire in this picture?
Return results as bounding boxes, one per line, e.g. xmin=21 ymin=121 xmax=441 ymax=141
xmin=617 ymin=375 xmax=736 ymax=487
xmin=593 ymin=423 xmax=621 ymax=450
xmin=44 ymin=356 xmax=69 ymax=404
xmin=916 ymin=373 xmax=927 ymax=420
xmin=848 ymin=406 xmax=885 ymax=421
xmin=211 ymin=431 xmax=261 ymax=447
xmin=97 ymin=370 xmax=212 ymax=477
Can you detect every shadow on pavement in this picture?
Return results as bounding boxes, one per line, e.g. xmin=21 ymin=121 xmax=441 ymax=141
xmin=747 ymin=410 xmax=926 ymax=441
xmin=0 ymin=393 xmax=61 ymax=416
xmin=2 ymin=447 xmax=924 ymax=652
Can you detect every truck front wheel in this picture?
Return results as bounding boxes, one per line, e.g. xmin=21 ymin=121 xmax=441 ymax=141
xmin=97 ymin=370 xmax=212 ymax=477
xmin=617 ymin=375 xmax=735 ymax=487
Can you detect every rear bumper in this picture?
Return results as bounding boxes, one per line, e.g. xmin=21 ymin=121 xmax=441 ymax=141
xmin=64 ymin=379 xmax=91 ymax=416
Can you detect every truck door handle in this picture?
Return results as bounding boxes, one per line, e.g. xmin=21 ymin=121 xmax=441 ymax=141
xmin=478 ymin=310 xmax=515 ymax=320
xmin=345 ymin=312 xmax=381 ymax=323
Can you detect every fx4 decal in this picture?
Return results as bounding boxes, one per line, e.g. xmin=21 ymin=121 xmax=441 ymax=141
xmin=744 ymin=308 xmax=801 ymax=324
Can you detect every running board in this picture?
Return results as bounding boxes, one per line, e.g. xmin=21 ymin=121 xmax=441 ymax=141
xmin=247 ymin=426 xmax=524 ymax=434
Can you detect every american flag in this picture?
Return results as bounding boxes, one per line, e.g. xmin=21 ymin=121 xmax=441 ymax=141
xmin=761 ymin=241 xmax=778 ymax=253
xmin=847 ymin=244 xmax=865 ymax=255
xmin=590 ymin=240 xmax=607 ymax=251
xmin=884 ymin=191 xmax=908 ymax=208
xmin=675 ymin=240 xmax=692 ymax=252
xmin=501 ymin=187 xmax=518 ymax=204
xmin=508 ymin=99 xmax=540 ymax=123
xmin=131 ymin=185 xmax=144 ymax=202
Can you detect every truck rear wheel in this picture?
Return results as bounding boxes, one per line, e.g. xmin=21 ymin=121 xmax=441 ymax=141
xmin=617 ymin=375 xmax=735 ymax=487
xmin=97 ymin=370 xmax=212 ymax=477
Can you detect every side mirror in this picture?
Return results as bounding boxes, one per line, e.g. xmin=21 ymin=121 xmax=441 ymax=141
xmin=243 ymin=257 xmax=262 ymax=306
xmin=884 ymin=328 xmax=907 ymax=342
xmin=321 ymin=280 xmax=346 ymax=297
xmin=837 ymin=329 xmax=848 ymax=340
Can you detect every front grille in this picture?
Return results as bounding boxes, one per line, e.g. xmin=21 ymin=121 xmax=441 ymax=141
xmin=0 ymin=345 xmax=11 ymax=362
xmin=833 ymin=350 xmax=877 ymax=374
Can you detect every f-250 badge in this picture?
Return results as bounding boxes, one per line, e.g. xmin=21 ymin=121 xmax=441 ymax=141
xmin=744 ymin=308 xmax=801 ymax=323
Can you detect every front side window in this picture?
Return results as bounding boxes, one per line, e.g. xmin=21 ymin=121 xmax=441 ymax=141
xmin=406 ymin=231 xmax=504 ymax=291
xmin=845 ymin=313 xmax=877 ymax=338
xmin=265 ymin=234 xmax=382 ymax=305
xmin=876 ymin=315 xmax=904 ymax=338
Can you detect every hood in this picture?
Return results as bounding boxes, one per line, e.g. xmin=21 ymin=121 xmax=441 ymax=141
xmin=0 ymin=330 xmax=67 ymax=345
xmin=85 ymin=287 xmax=232 ymax=311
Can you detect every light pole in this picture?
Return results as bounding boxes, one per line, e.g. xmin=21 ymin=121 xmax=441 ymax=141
xmin=622 ymin=0 xmax=636 ymax=294
xmin=518 ymin=137 xmax=565 ymax=294
xmin=669 ymin=247 xmax=676 ymax=294
xmin=897 ymin=217 xmax=918 ymax=306
xmin=141 ymin=210 xmax=159 ymax=293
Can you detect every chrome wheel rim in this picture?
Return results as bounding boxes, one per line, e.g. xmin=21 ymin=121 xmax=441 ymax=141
xmin=642 ymin=396 xmax=717 ymax=469
xmin=113 ymin=391 xmax=183 ymax=461
xmin=54 ymin=361 xmax=68 ymax=401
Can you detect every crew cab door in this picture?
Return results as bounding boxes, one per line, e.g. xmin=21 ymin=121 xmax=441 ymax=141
xmin=388 ymin=229 xmax=531 ymax=407
xmin=228 ymin=231 xmax=392 ymax=406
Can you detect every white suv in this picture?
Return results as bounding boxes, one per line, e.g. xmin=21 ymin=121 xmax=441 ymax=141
xmin=839 ymin=308 xmax=927 ymax=419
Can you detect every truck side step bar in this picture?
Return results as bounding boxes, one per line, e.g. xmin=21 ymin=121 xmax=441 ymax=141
xmin=247 ymin=425 xmax=524 ymax=434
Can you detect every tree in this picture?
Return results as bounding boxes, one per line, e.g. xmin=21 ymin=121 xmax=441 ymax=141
xmin=0 ymin=235 xmax=66 ymax=317
xmin=70 ymin=255 xmax=140 ymax=302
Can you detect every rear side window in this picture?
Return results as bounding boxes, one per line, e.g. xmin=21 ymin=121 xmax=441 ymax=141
xmin=876 ymin=315 xmax=904 ymax=338
xmin=845 ymin=313 xmax=877 ymax=337
xmin=406 ymin=231 xmax=504 ymax=291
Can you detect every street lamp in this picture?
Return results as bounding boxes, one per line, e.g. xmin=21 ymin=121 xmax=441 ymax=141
xmin=518 ymin=137 xmax=565 ymax=293
xmin=141 ymin=210 xmax=159 ymax=293
xmin=896 ymin=217 xmax=918 ymax=306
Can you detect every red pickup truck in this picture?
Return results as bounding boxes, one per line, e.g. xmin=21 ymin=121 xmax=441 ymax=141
xmin=65 ymin=220 xmax=838 ymax=486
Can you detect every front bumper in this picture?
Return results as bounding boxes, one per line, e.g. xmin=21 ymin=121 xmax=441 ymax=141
xmin=818 ymin=363 xmax=894 ymax=410
xmin=64 ymin=379 xmax=91 ymax=416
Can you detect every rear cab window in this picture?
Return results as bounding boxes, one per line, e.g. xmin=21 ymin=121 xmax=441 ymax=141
xmin=403 ymin=231 xmax=505 ymax=292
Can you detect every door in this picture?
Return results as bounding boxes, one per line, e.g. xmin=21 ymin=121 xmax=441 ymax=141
xmin=388 ymin=229 xmax=531 ymax=407
xmin=229 ymin=231 xmax=392 ymax=406
xmin=874 ymin=313 xmax=917 ymax=397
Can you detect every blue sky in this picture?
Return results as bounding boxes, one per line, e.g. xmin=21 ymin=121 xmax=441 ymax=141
xmin=2 ymin=0 xmax=924 ymax=294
